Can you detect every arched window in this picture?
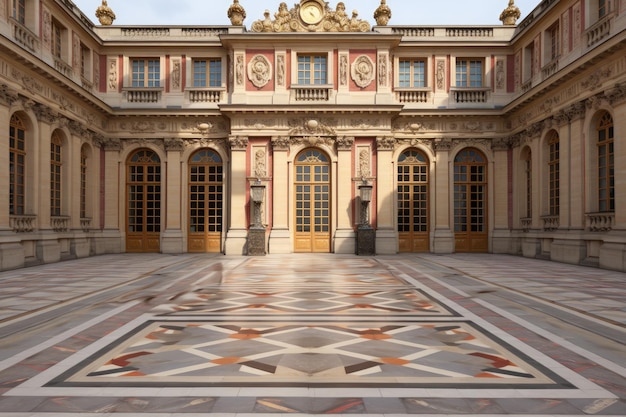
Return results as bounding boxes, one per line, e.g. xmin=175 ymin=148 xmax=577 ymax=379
xmin=9 ymin=114 xmax=26 ymax=216
xmin=597 ymin=112 xmax=614 ymax=212
xmin=547 ymin=131 xmax=559 ymax=216
xmin=50 ymin=131 xmax=63 ymax=216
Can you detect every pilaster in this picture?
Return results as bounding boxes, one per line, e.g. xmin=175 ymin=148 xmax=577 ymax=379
xmin=162 ymin=138 xmax=184 ymax=253
xmin=334 ymin=136 xmax=355 ymax=254
xmin=375 ymin=136 xmax=397 ymax=254
xmin=224 ymin=136 xmax=249 ymax=255
xmin=432 ymin=138 xmax=454 ymax=253
xmin=268 ymin=137 xmax=292 ymax=253
xmin=491 ymin=138 xmax=511 ymax=253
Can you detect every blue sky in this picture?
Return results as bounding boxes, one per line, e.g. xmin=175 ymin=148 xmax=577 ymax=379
xmin=74 ymin=0 xmax=541 ymax=26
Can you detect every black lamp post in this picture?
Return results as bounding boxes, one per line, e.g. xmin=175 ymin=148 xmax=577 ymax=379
xmin=356 ymin=181 xmax=375 ymax=255
xmin=248 ymin=181 xmax=266 ymax=255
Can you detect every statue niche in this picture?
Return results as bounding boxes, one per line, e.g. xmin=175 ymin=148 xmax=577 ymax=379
xmin=251 ymin=1 xmax=371 ymax=33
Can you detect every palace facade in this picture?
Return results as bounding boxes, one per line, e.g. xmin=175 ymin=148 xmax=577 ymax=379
xmin=1 ymin=0 xmax=625 ymax=271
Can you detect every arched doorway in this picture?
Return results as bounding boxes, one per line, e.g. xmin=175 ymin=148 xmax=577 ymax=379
xmin=188 ymin=149 xmax=223 ymax=253
xmin=294 ymin=148 xmax=331 ymax=253
xmin=126 ymin=149 xmax=161 ymax=253
xmin=454 ymin=148 xmax=488 ymax=253
xmin=397 ymin=149 xmax=430 ymax=252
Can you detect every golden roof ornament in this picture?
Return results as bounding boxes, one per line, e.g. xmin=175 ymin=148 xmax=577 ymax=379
xmin=374 ymin=0 xmax=391 ymax=26
xmin=228 ymin=0 xmax=247 ymax=26
xmin=500 ymin=0 xmax=521 ymax=25
xmin=95 ymin=0 xmax=116 ymax=26
xmin=251 ymin=1 xmax=370 ymax=33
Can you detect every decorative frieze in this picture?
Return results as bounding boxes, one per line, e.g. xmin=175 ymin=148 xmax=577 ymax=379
xmin=165 ymin=138 xmax=184 ymax=152
xmin=433 ymin=137 xmax=453 ymax=151
xmin=0 ymin=84 xmax=19 ymax=105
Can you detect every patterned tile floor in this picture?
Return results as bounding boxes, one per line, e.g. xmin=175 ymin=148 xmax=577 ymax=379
xmin=0 ymin=253 xmax=624 ymax=416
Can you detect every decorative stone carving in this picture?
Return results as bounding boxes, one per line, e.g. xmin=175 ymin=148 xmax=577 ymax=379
xmin=254 ymin=149 xmax=267 ymax=178
xmin=582 ymin=68 xmax=612 ymax=91
xmin=276 ymin=55 xmax=285 ymax=86
xmin=336 ymin=136 xmax=355 ymax=151
xmin=165 ymin=138 xmax=184 ymax=151
xmin=103 ymin=137 xmax=122 ymax=151
xmin=500 ymin=0 xmax=521 ymax=26
xmin=235 ymin=55 xmax=244 ymax=86
xmin=229 ymin=135 xmax=249 ymax=150
xmin=373 ymin=0 xmax=392 ymax=26
xmin=436 ymin=60 xmax=445 ymax=90
xmin=248 ymin=55 xmax=272 ymax=88
xmin=340 ymin=55 xmax=348 ymax=86
xmin=358 ymin=149 xmax=371 ymax=179
xmin=289 ymin=118 xmax=336 ymax=137
xmin=378 ymin=54 xmax=388 ymax=87
xmin=42 ymin=8 xmax=51 ymax=48
xmin=376 ymin=136 xmax=395 ymax=150
xmin=491 ymin=138 xmax=511 ymax=151
xmin=0 ymin=84 xmax=19 ymax=105
xmin=434 ymin=137 xmax=453 ymax=151
xmin=33 ymin=104 xmax=58 ymax=124
xmin=351 ymin=55 xmax=375 ymax=88
xmin=171 ymin=59 xmax=181 ymax=90
xmin=108 ymin=59 xmax=117 ymax=91
xmin=227 ymin=0 xmax=246 ymax=25
xmin=606 ymin=82 xmax=626 ymax=105
xmin=251 ymin=1 xmax=370 ymax=33
xmin=496 ymin=60 xmax=505 ymax=90
xmin=95 ymin=0 xmax=116 ymax=25
xmin=272 ymin=136 xmax=291 ymax=151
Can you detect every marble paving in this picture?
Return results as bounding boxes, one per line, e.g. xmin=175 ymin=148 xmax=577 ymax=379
xmin=0 ymin=253 xmax=625 ymax=415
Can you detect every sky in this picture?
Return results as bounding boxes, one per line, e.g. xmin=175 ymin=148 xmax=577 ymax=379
xmin=73 ymin=0 xmax=541 ymax=27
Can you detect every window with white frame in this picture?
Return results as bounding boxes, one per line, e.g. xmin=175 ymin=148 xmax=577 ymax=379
xmin=131 ymin=59 xmax=160 ymax=87
xmin=455 ymin=59 xmax=483 ymax=88
xmin=399 ymin=59 xmax=426 ymax=88
xmin=297 ymin=54 xmax=327 ymax=85
xmin=192 ymin=58 xmax=222 ymax=87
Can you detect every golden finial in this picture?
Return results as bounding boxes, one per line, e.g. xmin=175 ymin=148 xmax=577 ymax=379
xmin=500 ymin=0 xmax=521 ymax=25
xmin=228 ymin=0 xmax=247 ymax=26
xmin=95 ymin=0 xmax=116 ymax=26
xmin=374 ymin=0 xmax=392 ymax=26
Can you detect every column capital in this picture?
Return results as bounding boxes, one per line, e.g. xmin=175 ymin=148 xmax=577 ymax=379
xmin=271 ymin=136 xmax=290 ymax=151
xmin=165 ymin=138 xmax=184 ymax=152
xmin=376 ymin=136 xmax=395 ymax=151
xmin=229 ymin=135 xmax=249 ymax=150
xmin=336 ymin=136 xmax=355 ymax=151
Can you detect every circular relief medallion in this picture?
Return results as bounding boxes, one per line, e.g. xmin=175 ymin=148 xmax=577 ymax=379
xmin=351 ymin=55 xmax=376 ymax=88
xmin=247 ymin=55 xmax=272 ymax=88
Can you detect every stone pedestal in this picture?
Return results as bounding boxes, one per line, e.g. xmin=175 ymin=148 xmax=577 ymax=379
xmin=247 ymin=228 xmax=266 ymax=256
xmin=356 ymin=227 xmax=375 ymax=256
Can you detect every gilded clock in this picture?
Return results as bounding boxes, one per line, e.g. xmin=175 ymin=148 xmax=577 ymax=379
xmin=300 ymin=1 xmax=324 ymax=25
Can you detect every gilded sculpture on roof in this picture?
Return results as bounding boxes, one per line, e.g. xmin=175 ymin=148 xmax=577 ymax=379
xmin=251 ymin=0 xmax=371 ymax=33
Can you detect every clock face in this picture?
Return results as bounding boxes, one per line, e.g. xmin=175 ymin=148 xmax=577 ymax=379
xmin=300 ymin=2 xmax=323 ymax=24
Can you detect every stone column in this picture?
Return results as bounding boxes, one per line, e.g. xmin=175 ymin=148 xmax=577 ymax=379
xmin=432 ymin=138 xmax=454 ymax=253
xmin=334 ymin=136 xmax=356 ymax=253
xmin=268 ymin=136 xmax=292 ymax=253
xmin=224 ymin=136 xmax=249 ymax=255
xmin=161 ymin=138 xmax=184 ymax=253
xmin=491 ymin=138 xmax=512 ymax=254
xmin=375 ymin=136 xmax=397 ymax=254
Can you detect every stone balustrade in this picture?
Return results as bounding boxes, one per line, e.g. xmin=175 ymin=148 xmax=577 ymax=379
xmin=541 ymin=215 xmax=559 ymax=232
xmin=586 ymin=212 xmax=614 ymax=232
xmin=10 ymin=215 xmax=37 ymax=233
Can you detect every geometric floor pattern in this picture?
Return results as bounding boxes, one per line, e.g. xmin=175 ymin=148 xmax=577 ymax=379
xmin=1 ymin=253 xmax=624 ymax=415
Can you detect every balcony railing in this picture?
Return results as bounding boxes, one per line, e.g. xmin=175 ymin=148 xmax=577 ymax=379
xmin=451 ymin=88 xmax=490 ymax=103
xmin=586 ymin=14 xmax=612 ymax=47
xmin=54 ymin=57 xmax=73 ymax=78
xmin=520 ymin=217 xmax=532 ymax=232
xmin=11 ymin=20 xmax=38 ymax=52
xmin=396 ymin=88 xmax=430 ymax=103
xmin=586 ymin=212 xmax=614 ymax=232
xmin=81 ymin=218 xmax=92 ymax=232
xmin=541 ymin=215 xmax=559 ymax=232
xmin=292 ymin=85 xmax=332 ymax=102
xmin=10 ymin=215 xmax=37 ymax=233
xmin=542 ymin=59 xmax=559 ymax=80
xmin=51 ymin=216 xmax=70 ymax=232
xmin=123 ymin=88 xmax=163 ymax=103
xmin=188 ymin=88 xmax=224 ymax=103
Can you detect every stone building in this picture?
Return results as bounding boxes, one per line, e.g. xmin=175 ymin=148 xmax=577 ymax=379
xmin=0 ymin=0 xmax=625 ymax=271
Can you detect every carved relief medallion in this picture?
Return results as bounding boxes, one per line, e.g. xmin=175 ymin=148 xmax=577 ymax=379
xmin=351 ymin=55 xmax=375 ymax=88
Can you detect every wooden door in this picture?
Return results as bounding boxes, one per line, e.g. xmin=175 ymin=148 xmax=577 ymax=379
xmin=397 ymin=149 xmax=430 ymax=252
xmin=454 ymin=148 xmax=488 ymax=252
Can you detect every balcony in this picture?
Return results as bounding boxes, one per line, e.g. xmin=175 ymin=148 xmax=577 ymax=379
xmin=396 ymin=88 xmax=430 ymax=103
xmin=451 ymin=88 xmax=490 ymax=104
xmin=11 ymin=20 xmax=39 ymax=52
xmin=541 ymin=59 xmax=559 ymax=80
xmin=541 ymin=215 xmax=559 ymax=232
xmin=81 ymin=218 xmax=92 ymax=232
xmin=520 ymin=217 xmax=532 ymax=232
xmin=586 ymin=212 xmax=614 ymax=232
xmin=54 ymin=58 xmax=73 ymax=79
xmin=51 ymin=216 xmax=70 ymax=232
xmin=10 ymin=215 xmax=37 ymax=233
xmin=187 ymin=88 xmax=224 ymax=103
xmin=586 ymin=14 xmax=612 ymax=47
xmin=123 ymin=88 xmax=163 ymax=103
xmin=291 ymin=85 xmax=332 ymax=102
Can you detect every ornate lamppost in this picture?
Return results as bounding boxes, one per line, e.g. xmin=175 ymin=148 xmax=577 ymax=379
xmin=248 ymin=181 xmax=266 ymax=255
xmin=356 ymin=181 xmax=375 ymax=255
